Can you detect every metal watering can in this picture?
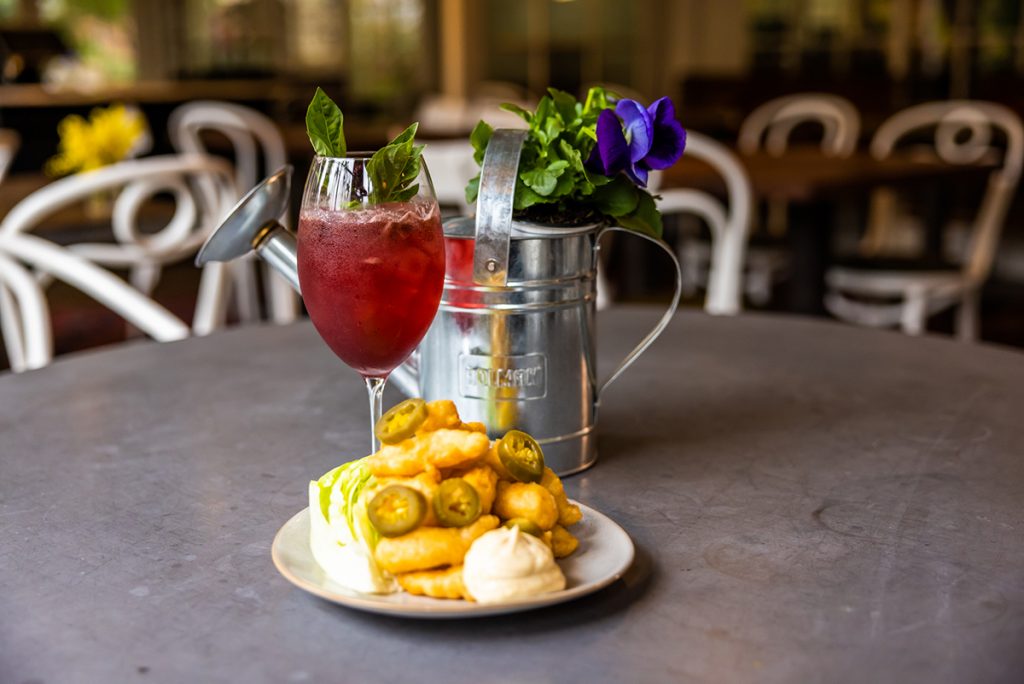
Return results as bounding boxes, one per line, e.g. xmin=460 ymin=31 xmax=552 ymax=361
xmin=197 ymin=130 xmax=682 ymax=475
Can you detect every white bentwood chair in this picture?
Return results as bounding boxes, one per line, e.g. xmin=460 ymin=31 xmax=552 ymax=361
xmin=169 ymin=101 xmax=299 ymax=326
xmin=0 ymin=154 xmax=237 ymax=372
xmin=735 ymin=93 xmax=862 ymax=304
xmin=659 ymin=131 xmax=754 ymax=315
xmin=825 ymin=101 xmax=1024 ymax=340
xmin=738 ymin=93 xmax=861 ymax=159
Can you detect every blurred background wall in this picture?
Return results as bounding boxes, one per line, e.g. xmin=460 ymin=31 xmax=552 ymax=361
xmin=2 ymin=0 xmax=1023 ymax=356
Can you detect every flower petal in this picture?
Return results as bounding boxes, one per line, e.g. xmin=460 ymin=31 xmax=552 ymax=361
xmin=644 ymin=97 xmax=686 ymax=169
xmin=615 ymin=99 xmax=653 ymax=163
xmin=625 ymin=163 xmax=649 ymax=188
xmin=585 ymin=108 xmax=630 ymax=176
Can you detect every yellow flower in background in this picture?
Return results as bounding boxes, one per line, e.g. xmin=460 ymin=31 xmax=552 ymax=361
xmin=46 ymin=104 xmax=148 ymax=177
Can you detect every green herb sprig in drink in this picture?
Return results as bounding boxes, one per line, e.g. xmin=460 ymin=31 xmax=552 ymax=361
xmin=305 ymin=87 xmax=425 ymax=205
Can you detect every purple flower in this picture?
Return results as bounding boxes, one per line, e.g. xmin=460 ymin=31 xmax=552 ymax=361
xmin=586 ymin=96 xmax=687 ymax=187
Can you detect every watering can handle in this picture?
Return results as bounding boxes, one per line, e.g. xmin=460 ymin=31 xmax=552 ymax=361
xmin=473 ymin=129 xmax=528 ymax=286
xmin=597 ymin=226 xmax=683 ymax=399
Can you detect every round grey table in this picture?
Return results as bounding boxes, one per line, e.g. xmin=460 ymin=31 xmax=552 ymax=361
xmin=3 ymin=309 xmax=1024 ymax=684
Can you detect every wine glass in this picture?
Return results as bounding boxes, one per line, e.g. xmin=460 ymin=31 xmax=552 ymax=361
xmin=297 ymin=154 xmax=445 ymax=452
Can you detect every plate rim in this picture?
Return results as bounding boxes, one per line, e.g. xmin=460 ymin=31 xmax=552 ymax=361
xmin=271 ymin=501 xmax=635 ymax=619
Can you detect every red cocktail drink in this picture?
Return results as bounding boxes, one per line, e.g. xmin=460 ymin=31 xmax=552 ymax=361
xmin=297 ymin=199 xmax=445 ymax=378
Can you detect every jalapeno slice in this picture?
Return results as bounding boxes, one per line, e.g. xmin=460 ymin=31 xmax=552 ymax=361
xmin=433 ymin=478 xmax=481 ymax=527
xmin=368 ymin=485 xmax=426 ymax=537
xmin=374 ymin=398 xmax=428 ymax=445
xmin=497 ymin=429 xmax=545 ymax=483
xmin=503 ymin=517 xmax=542 ymax=537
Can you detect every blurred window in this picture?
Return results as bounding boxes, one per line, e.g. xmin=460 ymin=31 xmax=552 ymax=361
xmin=481 ymin=0 xmax=643 ymax=97
xmin=0 ymin=0 xmax=137 ymax=83
xmin=178 ymin=0 xmax=426 ymax=107
xmin=348 ymin=0 xmax=425 ymax=105
xmin=182 ymin=0 xmax=285 ymax=78
xmin=288 ymin=0 xmax=347 ymax=75
xmin=976 ymin=0 xmax=1020 ymax=74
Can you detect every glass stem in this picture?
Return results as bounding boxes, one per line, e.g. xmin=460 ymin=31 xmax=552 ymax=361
xmin=365 ymin=376 xmax=387 ymax=453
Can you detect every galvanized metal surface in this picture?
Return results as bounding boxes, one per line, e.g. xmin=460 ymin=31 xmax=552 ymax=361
xmin=395 ymin=132 xmax=681 ymax=474
xmin=412 ymin=221 xmax=681 ymax=475
xmin=253 ymin=225 xmax=300 ymax=294
xmin=3 ymin=309 xmax=1024 ymax=683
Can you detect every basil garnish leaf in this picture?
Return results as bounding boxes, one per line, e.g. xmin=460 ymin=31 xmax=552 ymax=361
xmin=368 ymin=123 xmax=424 ymax=204
xmin=305 ymin=87 xmax=346 ymax=158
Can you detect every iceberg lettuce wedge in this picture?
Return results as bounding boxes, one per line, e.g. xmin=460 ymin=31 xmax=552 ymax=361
xmin=308 ymin=457 xmax=397 ymax=594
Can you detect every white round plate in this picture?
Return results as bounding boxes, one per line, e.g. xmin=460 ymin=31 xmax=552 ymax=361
xmin=271 ymin=503 xmax=634 ymax=619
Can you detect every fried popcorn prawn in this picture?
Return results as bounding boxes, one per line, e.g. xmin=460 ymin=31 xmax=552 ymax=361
xmin=450 ymin=464 xmax=498 ymax=514
xmin=397 ymin=565 xmax=471 ymax=600
xmin=540 ymin=467 xmax=582 ymax=527
xmin=367 ymin=429 xmax=490 ymax=477
xmin=368 ymin=471 xmax=442 ymax=526
xmin=426 ymin=429 xmax=490 ymax=469
xmin=365 ymin=446 xmax=423 ymax=478
xmin=416 ymin=400 xmax=462 ymax=434
xmin=481 ymin=441 xmax=513 ymax=481
xmin=374 ymin=515 xmax=499 ymax=574
xmin=493 ymin=481 xmax=559 ymax=531
xmin=550 ymin=524 xmax=579 ymax=558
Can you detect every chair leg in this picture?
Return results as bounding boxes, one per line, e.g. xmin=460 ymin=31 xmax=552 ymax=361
xmin=264 ymin=263 xmax=299 ymax=325
xmin=678 ymin=242 xmax=701 ymax=297
xmin=193 ymin=262 xmax=231 ymax=336
xmin=745 ymin=264 xmax=771 ymax=306
xmin=0 ymin=284 xmax=26 ymax=372
xmin=900 ymin=288 xmax=928 ymax=335
xmin=129 ymin=262 xmax=161 ymax=296
xmin=126 ymin=262 xmax=162 ymax=339
xmin=596 ymin=262 xmax=613 ymax=311
xmin=230 ymin=259 xmax=261 ymax=323
xmin=956 ymin=291 xmax=979 ymax=342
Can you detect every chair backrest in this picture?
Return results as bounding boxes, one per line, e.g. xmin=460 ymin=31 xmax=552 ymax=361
xmin=421 ymin=139 xmax=477 ymax=215
xmin=1 ymin=154 xmax=235 ymax=263
xmin=870 ymin=100 xmax=1024 ymax=284
xmin=0 ymin=250 xmax=51 ymax=371
xmin=169 ymin=101 xmax=287 ymax=193
xmin=0 ymin=232 xmax=191 ymax=372
xmin=739 ymin=93 xmax=861 ymax=158
xmin=169 ymin=101 xmax=299 ymax=325
xmin=0 ymin=129 xmax=20 ymax=185
xmin=0 ymin=154 xmax=236 ymax=371
xmin=658 ymin=131 xmax=753 ymax=314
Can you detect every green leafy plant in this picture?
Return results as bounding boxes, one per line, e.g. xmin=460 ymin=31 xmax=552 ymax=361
xmin=466 ymin=87 xmax=686 ymax=238
xmin=305 ymin=88 xmax=424 ymax=205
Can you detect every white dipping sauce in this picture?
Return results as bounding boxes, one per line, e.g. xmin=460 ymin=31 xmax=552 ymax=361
xmin=463 ymin=527 xmax=565 ymax=603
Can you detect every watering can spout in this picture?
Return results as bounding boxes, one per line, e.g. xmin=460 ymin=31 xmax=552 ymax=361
xmin=196 ymin=166 xmax=301 ymax=293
